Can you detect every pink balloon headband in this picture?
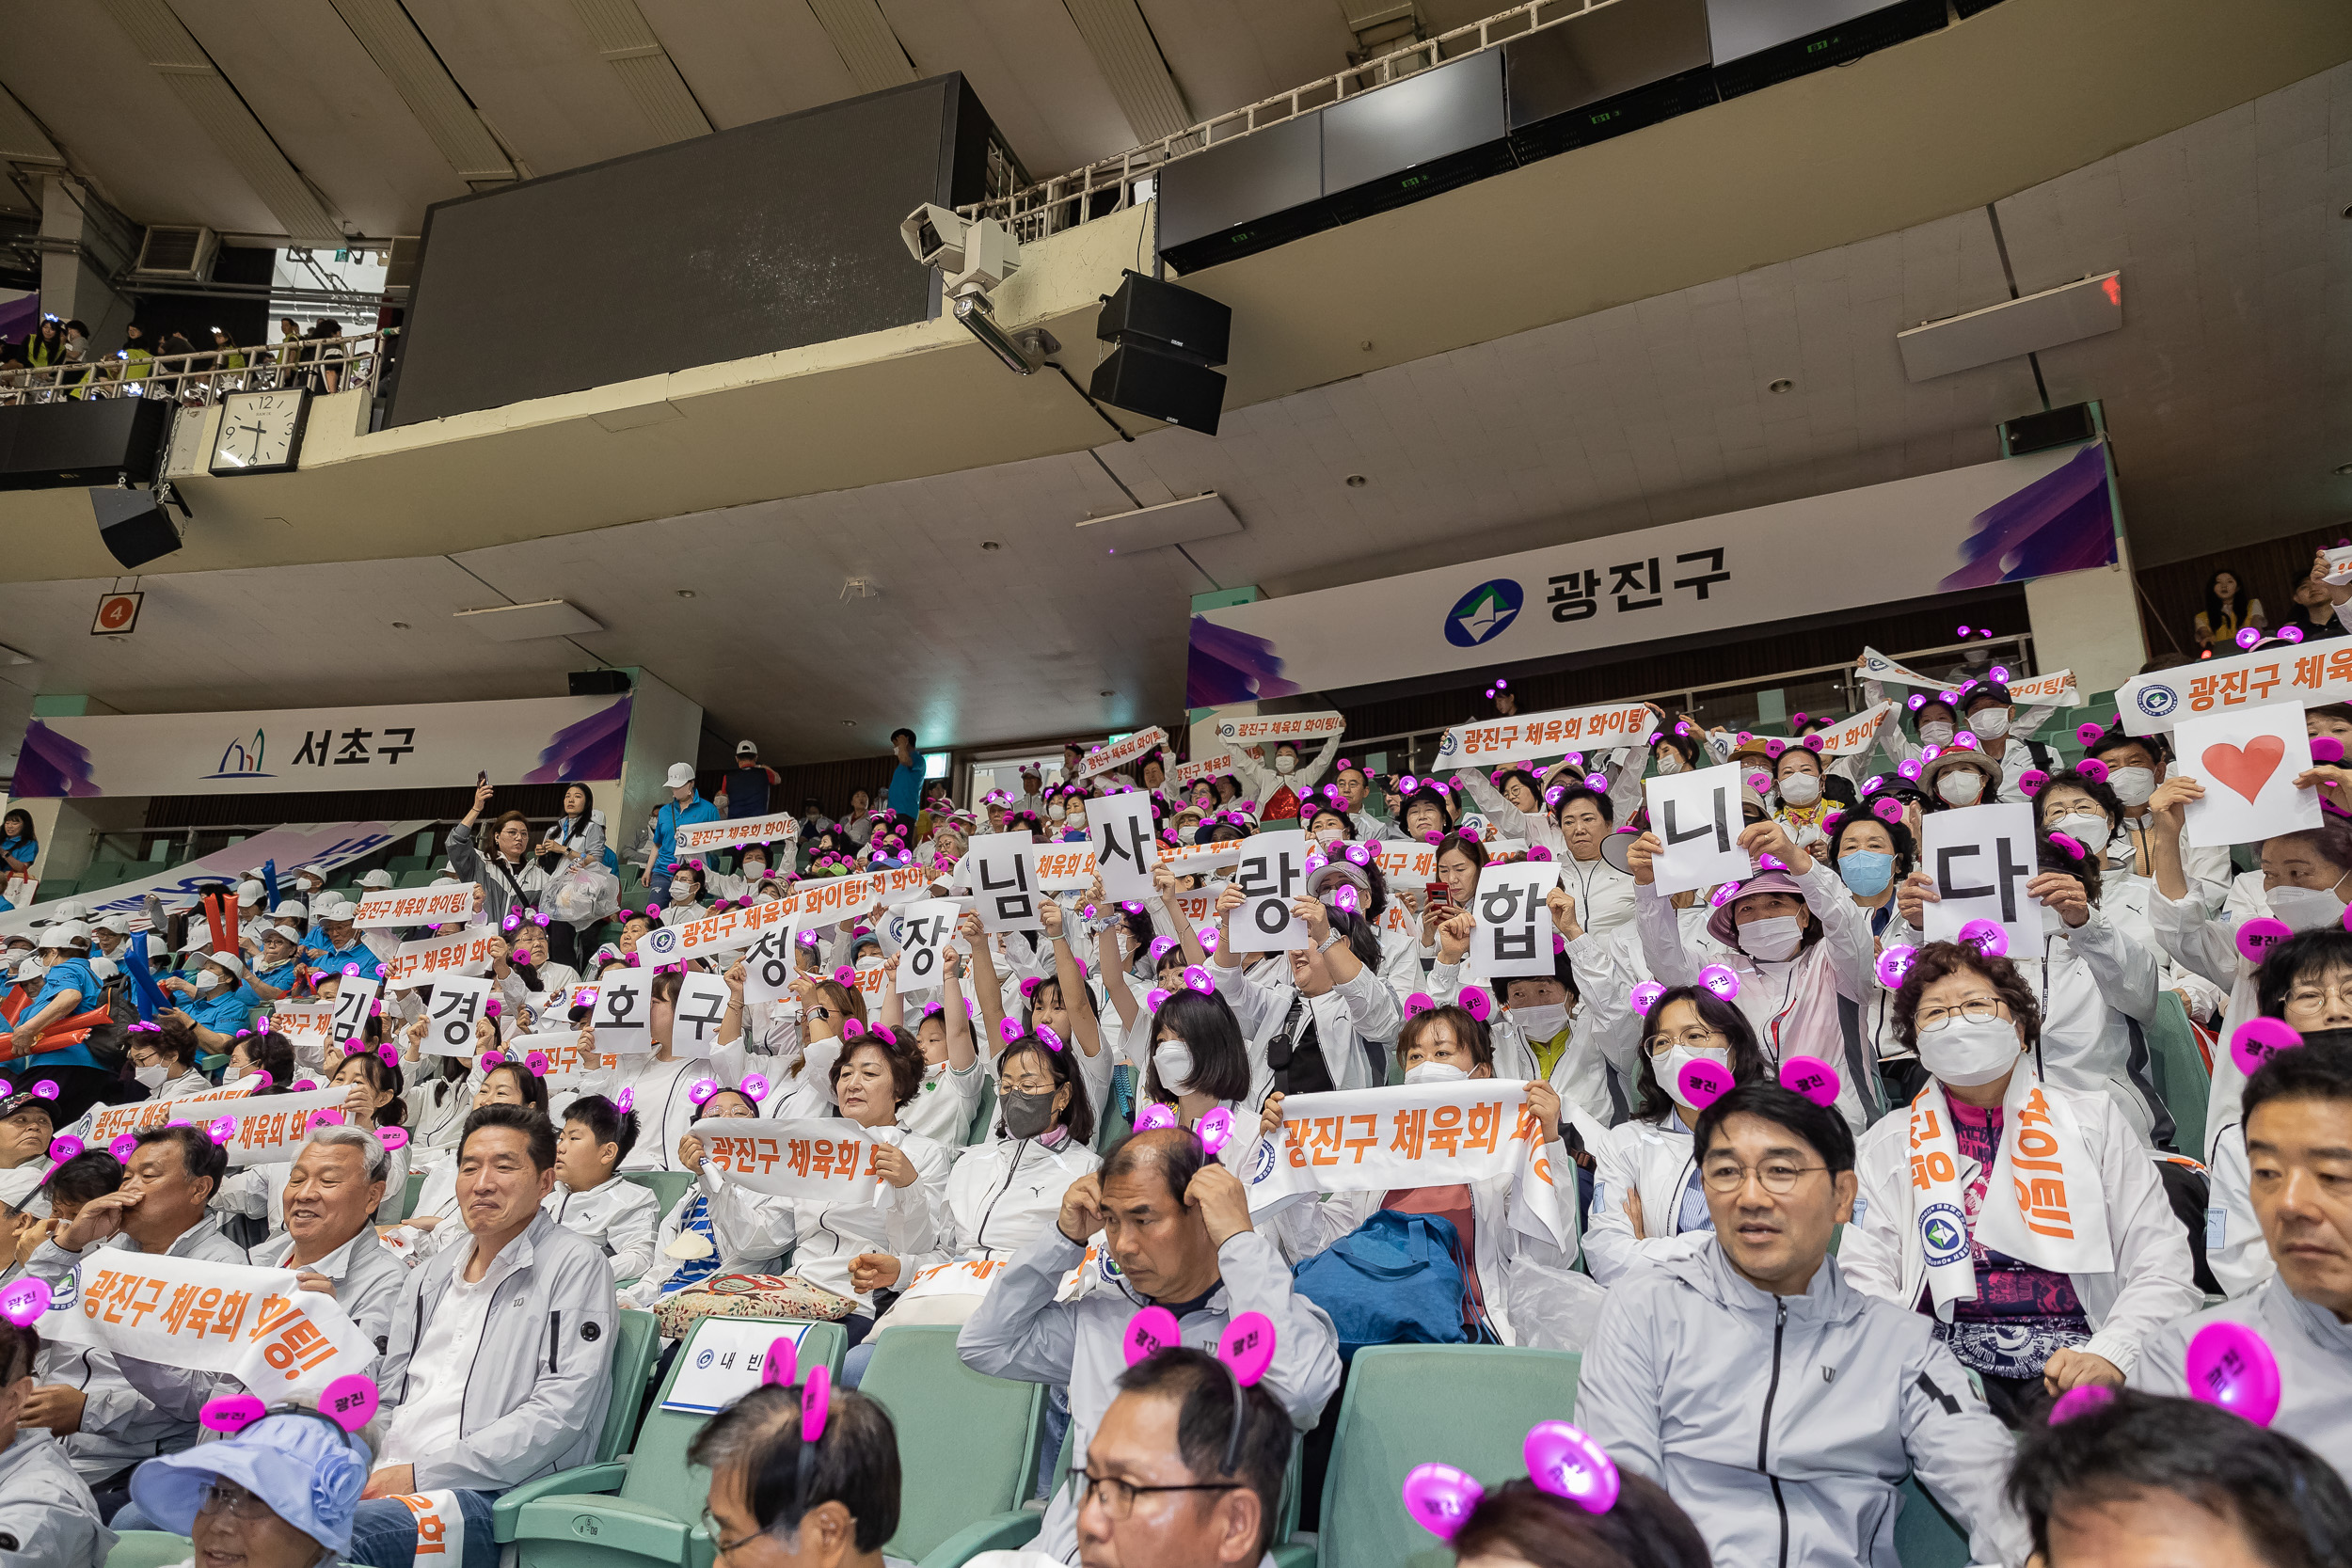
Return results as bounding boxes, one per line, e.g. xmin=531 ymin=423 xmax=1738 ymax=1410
xmin=200 ymin=1374 xmax=383 ymax=1438
xmin=1403 ymin=1421 xmax=1621 ymax=1538
xmin=1132 ymin=1101 xmax=1236 ymax=1156
xmin=1123 ymin=1307 xmax=1275 ymax=1471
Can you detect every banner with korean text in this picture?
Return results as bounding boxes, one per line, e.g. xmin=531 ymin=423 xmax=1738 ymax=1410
xmin=2118 ymin=641 xmax=2352 ymax=735
xmin=688 ymin=1117 xmax=883 ymax=1207
xmin=1438 ymin=701 xmax=1658 ymax=767
xmin=353 ymin=883 xmax=480 ymax=930
xmin=1240 ymin=1083 xmax=1567 ymax=1246
xmin=1079 ymin=727 xmax=1170 ymax=779
xmin=1188 ymin=442 xmax=2116 ymax=704
xmin=39 ymin=1248 xmax=374 ymax=1400
xmin=674 ymin=811 xmax=803 ymax=856
xmin=1213 ymin=711 xmax=1345 ymax=746
xmin=383 ymin=925 xmax=501 ymax=990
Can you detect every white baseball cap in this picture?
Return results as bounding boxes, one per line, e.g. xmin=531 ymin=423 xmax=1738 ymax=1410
xmin=735 ymin=740 xmax=757 ymax=756
xmin=93 ymin=913 xmax=135 ymax=935
xmin=296 ymin=863 xmax=326 ymax=879
xmin=237 ymin=879 xmax=266 ymax=902
xmin=37 ymin=921 xmax=88 ymax=952
xmin=47 ymin=901 xmax=88 ymax=924
xmin=358 ymin=870 xmax=394 ymax=889
xmin=320 ymin=898 xmax=358 ymax=922
xmin=271 ymin=900 xmax=307 ymax=918
xmin=11 ymin=957 xmax=43 ymax=982
xmin=267 ymin=924 xmax=307 ymax=945
xmin=210 ymin=950 xmax=246 ymax=977
xmin=665 ymin=763 xmax=696 ymax=789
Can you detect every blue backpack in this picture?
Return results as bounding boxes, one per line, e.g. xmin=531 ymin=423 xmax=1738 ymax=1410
xmin=1291 ymin=1211 xmax=1477 ymax=1361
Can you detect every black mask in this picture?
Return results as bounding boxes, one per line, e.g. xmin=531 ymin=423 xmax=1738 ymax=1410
xmin=1001 ymin=1089 xmax=1057 ymax=1140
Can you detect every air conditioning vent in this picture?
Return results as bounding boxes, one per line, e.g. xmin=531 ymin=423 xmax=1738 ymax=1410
xmin=131 ymin=226 xmax=219 ymax=281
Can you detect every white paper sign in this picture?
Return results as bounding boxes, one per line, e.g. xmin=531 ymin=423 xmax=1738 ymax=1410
xmin=2004 ymin=669 xmax=2080 ymax=707
xmin=688 ymin=1117 xmax=884 ymax=1206
xmin=216 ymin=1089 xmax=357 ymax=1166
xmin=1437 ymin=701 xmax=1656 ymax=768
xmin=1231 ymin=829 xmax=1311 ymax=950
xmin=382 ymin=925 xmax=500 ymax=991
xmin=1171 ymin=753 xmax=1232 ymax=789
xmin=660 ymin=1318 xmax=810 ymax=1414
xmin=1922 ymin=802 xmax=2042 ymax=958
xmin=894 ymin=899 xmax=958 ymax=991
xmin=1645 ymin=761 xmax=1756 ymax=897
xmin=744 ymin=921 xmax=800 ymax=1006
xmin=327 ymin=976 xmax=380 ymax=1049
xmin=420 ymin=975 xmax=493 ymax=1057
xmin=1089 ymin=790 xmax=1161 ymax=900
xmin=968 ymin=832 xmax=1043 ymax=933
xmin=592 ymin=970 xmax=653 ymax=1054
xmin=672 ymin=811 xmax=803 ymax=856
xmin=671 ymin=972 xmax=734 ymax=1057
xmin=1470 ymin=861 xmax=1560 ymax=979
xmin=2174 ymin=701 xmax=2321 ymax=849
xmin=351 ymin=883 xmax=480 ymax=929
xmin=1858 ymin=646 xmax=1947 ymax=688
xmin=1030 ymin=843 xmax=1098 ymax=894
xmin=503 ymin=1030 xmax=601 ymax=1087
xmin=270 ymin=1001 xmax=334 ymax=1054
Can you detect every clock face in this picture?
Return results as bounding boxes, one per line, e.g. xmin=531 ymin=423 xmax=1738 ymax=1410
xmin=209 ymin=389 xmax=308 ymax=475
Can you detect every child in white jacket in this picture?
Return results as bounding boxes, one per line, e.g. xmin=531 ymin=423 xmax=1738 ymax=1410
xmin=545 ymin=1093 xmax=661 ymax=1285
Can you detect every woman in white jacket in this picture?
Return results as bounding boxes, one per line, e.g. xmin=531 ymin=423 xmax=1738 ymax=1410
xmin=1582 ymin=987 xmax=1775 ymax=1287
xmin=1840 ymin=940 xmax=2201 ymax=1427
xmin=1207 ymin=881 xmax=1401 ymax=1103
xmin=1256 ymin=1001 xmax=1591 ymax=1348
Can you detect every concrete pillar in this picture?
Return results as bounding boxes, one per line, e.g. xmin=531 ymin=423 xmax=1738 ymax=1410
xmin=2025 ymin=539 xmax=2149 ymax=702
xmin=613 ymin=668 xmax=702 ymax=874
xmin=40 ymin=175 xmax=135 ymax=344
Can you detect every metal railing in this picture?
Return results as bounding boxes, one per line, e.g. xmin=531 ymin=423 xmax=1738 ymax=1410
xmin=961 ymin=0 xmax=1629 ymax=242
xmin=0 ymin=327 xmax=397 ymax=407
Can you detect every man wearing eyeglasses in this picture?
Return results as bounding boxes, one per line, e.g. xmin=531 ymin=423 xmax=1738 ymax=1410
xmin=1575 ymin=1083 xmax=2031 ymax=1568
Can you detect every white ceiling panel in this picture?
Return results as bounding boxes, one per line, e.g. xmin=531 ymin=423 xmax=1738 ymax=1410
xmin=636 ymin=0 xmax=864 ymax=128
xmin=405 ymin=0 xmax=667 ymax=177
xmin=882 ymin=0 xmax=1141 ymax=177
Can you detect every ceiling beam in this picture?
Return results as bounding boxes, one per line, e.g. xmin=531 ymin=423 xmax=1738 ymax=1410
xmin=326 ymin=0 xmax=519 ymax=188
xmin=95 ymin=0 xmax=344 ymax=244
xmin=805 ymin=0 xmax=917 ymax=96
xmin=571 ymin=0 xmax=714 ymax=145
xmin=0 ymin=83 xmax=64 ymax=166
xmin=1062 ymin=0 xmax=1193 ymax=145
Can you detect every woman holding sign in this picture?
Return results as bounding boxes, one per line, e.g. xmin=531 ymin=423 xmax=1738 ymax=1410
xmin=873 ymin=943 xmax=983 ymax=1145
xmin=1210 ymin=881 xmax=1400 ymax=1104
xmin=622 ymin=1085 xmax=787 ymax=1310
xmin=1839 ymin=940 xmax=2201 ymax=1427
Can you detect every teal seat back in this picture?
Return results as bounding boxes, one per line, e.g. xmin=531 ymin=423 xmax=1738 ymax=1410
xmin=2141 ymin=991 xmax=2209 ymax=1157
xmin=596 ymin=1309 xmax=662 ymax=1463
xmin=106 ymin=1532 xmax=193 ymax=1568
xmin=621 ymin=1316 xmax=850 ymax=1509
xmin=623 ymin=1170 xmax=694 ymax=1218
xmin=862 ymin=1324 xmax=1044 ymax=1560
xmin=966 ymin=1073 xmax=997 ymax=1147
xmin=1322 ymin=1346 xmax=1581 ymax=1568
xmin=400 ymin=1170 xmax=425 ymax=1220
xmin=1895 ymin=1473 xmax=1973 ymax=1567
xmin=1095 ymin=1065 xmax=1134 ymax=1152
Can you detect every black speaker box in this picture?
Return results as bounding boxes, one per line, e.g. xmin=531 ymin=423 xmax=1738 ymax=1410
xmin=0 ymin=397 xmax=172 ymax=491
xmin=1096 ymin=271 xmax=1231 ymax=367
xmin=91 ymin=486 xmax=183 ymax=569
xmin=2001 ymin=403 xmax=2099 ymax=456
xmin=1089 ymin=345 xmax=1227 ymax=436
xmin=568 ymin=669 xmax=634 ymax=696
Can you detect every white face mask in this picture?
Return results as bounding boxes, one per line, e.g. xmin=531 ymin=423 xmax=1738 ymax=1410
xmin=1918 ymin=721 xmax=1956 ymax=748
xmin=2267 ymin=881 xmax=2348 ymax=933
xmin=1937 ymin=772 xmax=1987 ymax=807
xmin=1968 ymin=710 xmax=2010 ymax=740
xmin=1740 ymin=914 xmax=1804 ymax=961
xmin=670 ymin=879 xmax=695 ymax=901
xmin=135 ymin=1062 xmax=168 ymax=1089
xmin=1153 ymin=1040 xmax=1197 ymax=1093
xmin=1065 ymin=814 xmax=1087 ymax=832
xmin=2048 ymin=813 xmax=2110 ymax=852
xmin=2106 ymin=767 xmax=2156 ymax=808
xmin=1916 ymin=1015 xmax=2022 ymax=1086
xmin=194 ymin=971 xmax=223 ymax=992
xmin=1048 ymin=803 xmax=1066 ymax=820
xmin=1655 ymin=751 xmax=1683 ymax=775
xmin=1658 ymin=1043 xmax=1730 ymax=1111
xmin=1404 ymin=1061 xmax=1470 ymax=1085
xmin=1314 ymin=826 xmax=1345 ymax=847
xmin=1509 ymin=1004 xmax=1568 ymax=1041
xmin=1777 ymin=773 xmax=1822 ymax=807
xmin=1274 ymin=755 xmax=1297 ymax=775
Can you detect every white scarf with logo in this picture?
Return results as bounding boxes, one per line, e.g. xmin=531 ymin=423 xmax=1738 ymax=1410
xmin=1905 ymin=1069 xmax=2108 ymax=1314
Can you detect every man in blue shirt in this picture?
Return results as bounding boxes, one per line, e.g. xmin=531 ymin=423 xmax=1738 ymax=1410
xmin=0 ymin=923 xmax=109 ymax=1120
xmin=306 ymin=900 xmax=384 ymax=984
xmin=649 ymin=763 xmax=718 ymax=883
xmin=887 ymin=729 xmax=925 ymax=817
xmin=249 ymin=923 xmax=306 ymax=1001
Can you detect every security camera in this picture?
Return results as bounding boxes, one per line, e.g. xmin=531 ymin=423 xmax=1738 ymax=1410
xmin=899 ymin=203 xmax=1021 ymax=300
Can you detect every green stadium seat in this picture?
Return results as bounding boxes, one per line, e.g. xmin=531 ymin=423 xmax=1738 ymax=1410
xmin=388 ymin=855 xmax=428 ymax=874
xmin=1894 ymin=1473 xmax=1973 ymax=1568
xmin=859 ymin=1324 xmax=1044 ymax=1564
xmin=595 ymin=1308 xmax=664 ymax=1463
xmin=106 ymin=1532 xmax=195 ymax=1568
xmin=492 ymin=1315 xmax=849 ymax=1568
xmin=2141 ymin=990 xmax=2211 ymax=1157
xmin=34 ymin=879 xmax=75 ymax=896
xmin=401 ymin=1170 xmax=424 ymax=1220
xmin=966 ymin=1074 xmax=996 ymax=1148
xmin=397 ymin=868 xmax=440 ymax=889
xmin=1323 ymin=1345 xmax=1581 ymax=1568
xmin=623 ymin=1170 xmax=694 ymax=1219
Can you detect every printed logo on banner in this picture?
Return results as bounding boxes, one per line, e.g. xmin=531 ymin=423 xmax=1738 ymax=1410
xmin=1444 ymin=579 xmax=1523 ymax=648
xmin=2136 ymin=686 xmax=2179 ymax=720
xmin=208 ymin=729 xmax=271 ymax=781
xmin=1249 ymin=1137 xmax=1279 ymax=1185
xmin=1921 ymin=1201 xmax=1969 ymax=1266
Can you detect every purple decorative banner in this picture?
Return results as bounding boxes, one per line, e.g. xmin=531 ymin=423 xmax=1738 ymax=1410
xmin=524 ymin=696 xmax=630 ymax=783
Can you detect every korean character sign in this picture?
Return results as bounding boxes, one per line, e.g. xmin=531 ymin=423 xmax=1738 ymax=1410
xmin=745 ymin=916 xmax=801 ymax=1006
xmin=1921 ymin=803 xmax=2042 ymax=958
xmin=670 ymin=972 xmax=734 ymax=1059
xmin=1470 ymin=861 xmax=1559 ymax=979
xmin=2172 ymin=701 xmax=2320 ymax=849
xmin=417 ymin=974 xmax=492 ymax=1057
xmin=352 ymin=882 xmax=479 ymax=929
xmin=328 ymin=975 xmax=380 ymax=1050
xmin=895 ymin=899 xmax=958 ymax=990
xmin=1089 ymin=790 xmax=1161 ymax=901
xmin=1436 ymin=700 xmax=1657 ymax=767
xmin=968 ymin=832 xmax=1042 ymax=933
xmin=1232 ymin=828 xmax=1311 ymax=952
xmin=593 ymin=970 xmax=652 ymax=1055
xmin=1644 ymin=761 xmax=1756 ymax=896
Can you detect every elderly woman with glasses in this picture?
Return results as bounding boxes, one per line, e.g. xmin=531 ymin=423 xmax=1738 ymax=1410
xmin=125 ymin=1402 xmax=371 ymax=1568
xmin=1835 ymin=940 xmax=2201 ymax=1428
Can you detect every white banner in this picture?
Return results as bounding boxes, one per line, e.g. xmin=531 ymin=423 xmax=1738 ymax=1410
xmin=270 ymin=1001 xmax=335 ymax=1055
xmin=10 ymin=694 xmax=629 ymax=799
xmin=417 ymin=976 xmax=493 ymax=1057
xmin=0 ymin=822 xmax=431 ymax=939
xmin=1032 ymin=844 xmax=1098 ymax=895
xmin=2005 ymin=669 xmax=2080 ymax=707
xmin=1214 ymin=711 xmax=1345 ymax=745
xmin=968 ymin=832 xmax=1044 ymax=934
xmin=79 ymin=1082 xmax=263 ymax=1148
xmin=1232 ymin=829 xmax=1310 ymax=950
xmin=217 ymin=1089 xmax=355 ymax=1165
xmin=1078 ymin=727 xmax=1169 ymax=780
xmin=894 ymin=900 xmax=958 ymax=991
xmin=1858 ymin=646 xmax=1947 ymax=689
xmin=503 ymin=1030 xmax=602 ymax=1087
xmin=689 ymin=1117 xmax=883 ymax=1207
xmin=1089 ymin=791 xmax=1161 ymax=901
xmin=1163 ymin=841 xmax=1246 ymax=877
xmin=383 ymin=925 xmax=501 ymax=991
xmin=1241 ymin=1082 xmax=1565 ymax=1246
xmin=1470 ymin=862 xmax=1559 ymax=978
xmin=353 ymin=884 xmax=480 ymax=930
xmin=1645 ymin=762 xmax=1756 ymax=897
xmin=40 ymin=1248 xmax=374 ymax=1400
xmin=1437 ymin=700 xmax=1657 ymax=768
xmin=637 ymin=910 xmax=759 ymax=967
xmin=1744 ymin=702 xmax=1895 ymax=758
xmin=1171 ymin=753 xmax=1232 ymax=789
xmin=1922 ymin=802 xmax=2042 ymax=958
xmin=896 ymin=1257 xmax=1010 ymax=1307
xmin=2118 ymin=641 xmax=2352 ymax=734
xmin=673 ymin=811 xmax=803 ymax=856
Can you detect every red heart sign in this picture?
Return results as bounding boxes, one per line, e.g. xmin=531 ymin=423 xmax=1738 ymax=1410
xmin=2203 ymin=736 xmax=2287 ymax=804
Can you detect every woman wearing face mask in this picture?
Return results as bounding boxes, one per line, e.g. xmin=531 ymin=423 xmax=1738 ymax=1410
xmin=1840 ymin=941 xmax=2201 ymax=1427
xmin=2034 ymin=768 xmax=2225 ymax=1032
xmin=1232 ymin=737 xmax=1338 ymax=826
xmin=1896 ymin=832 xmax=2171 ymax=1145
xmin=1770 ymin=744 xmax=1838 ymax=852
xmin=1209 ymin=879 xmax=1401 ymax=1102
xmin=1255 ymin=1003 xmax=1590 ymax=1347
xmin=1303 ymin=852 xmax=1425 ymax=1012
xmin=128 ymin=1017 xmax=210 ymax=1100
xmin=1919 ymin=746 xmax=2002 ymax=816
xmin=1452 ymin=763 xmax=1574 ymax=859
xmin=1304 ymin=801 xmax=1357 ymax=849
xmin=1582 ymin=987 xmax=1774 ymax=1286
xmin=1140 ymin=986 xmax=1257 ymax=1169
xmin=966 ymin=900 xmax=1112 ymax=1112
xmin=579 ymin=964 xmax=750 ymax=1170
xmin=1824 ymin=804 xmax=1922 ymax=1101
xmin=1626 ymin=814 xmax=1879 ymax=1129
xmin=873 ymin=942 xmax=981 ymax=1144
xmin=2084 ymin=728 xmax=2233 ymax=899
xmin=843 ymin=1035 xmax=1100 ymax=1375
xmin=660 ymin=862 xmax=710 ymax=926
xmin=446 ymin=781 xmax=549 ymax=932
xmin=159 ymin=951 xmax=262 ymax=1051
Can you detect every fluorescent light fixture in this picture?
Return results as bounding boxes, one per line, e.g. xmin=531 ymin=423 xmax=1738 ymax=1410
xmin=1897 ymin=271 xmax=2123 ymax=383
xmin=453 ymin=599 xmax=604 ymax=641
xmin=1075 ymin=492 xmax=1244 ymax=554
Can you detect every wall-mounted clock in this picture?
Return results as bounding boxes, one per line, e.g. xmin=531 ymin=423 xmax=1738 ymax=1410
xmin=208 ymin=388 xmax=310 ymax=476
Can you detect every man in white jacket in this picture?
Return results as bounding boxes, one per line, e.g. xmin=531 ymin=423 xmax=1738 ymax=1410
xmin=959 ymin=1129 xmax=1343 ymax=1564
